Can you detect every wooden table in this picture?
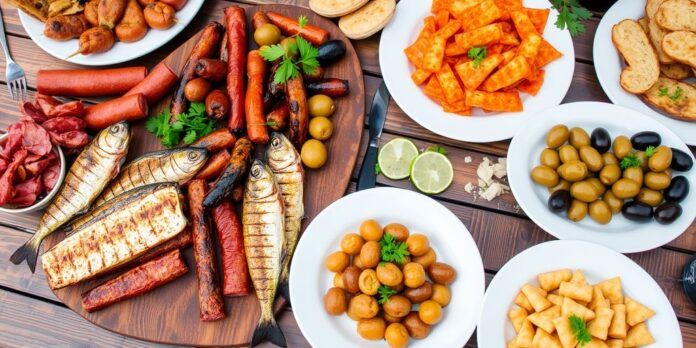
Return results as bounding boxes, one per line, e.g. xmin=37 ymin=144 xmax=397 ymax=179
xmin=0 ymin=1 xmax=694 ymax=347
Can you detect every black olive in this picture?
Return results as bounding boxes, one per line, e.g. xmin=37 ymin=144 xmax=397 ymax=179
xmin=316 ymin=40 xmax=346 ymax=65
xmin=654 ymin=202 xmax=682 ymax=224
xmin=630 ymin=131 xmax=661 ymax=151
xmin=621 ymin=201 xmax=654 ymax=222
xmin=664 ymin=176 xmax=690 ymax=202
xmin=590 ymin=127 xmax=611 ymax=153
xmin=548 ymin=190 xmax=571 ymax=213
xmin=670 ymin=148 xmax=694 ymax=171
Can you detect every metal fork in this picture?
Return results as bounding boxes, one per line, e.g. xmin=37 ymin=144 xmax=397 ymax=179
xmin=0 ymin=7 xmax=26 ymax=100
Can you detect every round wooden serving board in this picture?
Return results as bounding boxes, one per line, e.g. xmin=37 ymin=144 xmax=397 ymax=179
xmin=43 ymin=5 xmax=365 ymax=346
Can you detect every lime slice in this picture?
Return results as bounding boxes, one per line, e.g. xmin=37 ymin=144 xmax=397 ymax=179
xmin=378 ymin=138 xmax=419 ymax=180
xmin=410 ymin=151 xmax=454 ymax=194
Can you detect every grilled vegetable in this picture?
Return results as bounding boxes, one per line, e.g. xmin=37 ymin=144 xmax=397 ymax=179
xmin=267 ymin=133 xmax=304 ymax=303
xmin=244 ymin=160 xmax=287 ymax=347
xmin=41 ymin=183 xmax=188 ymax=289
xmin=94 ymin=147 xmax=208 ymax=207
xmin=10 ymin=122 xmax=131 ymax=273
xmin=203 ymin=137 xmax=254 ymax=208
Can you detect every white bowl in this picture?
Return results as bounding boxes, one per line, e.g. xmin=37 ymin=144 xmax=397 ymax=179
xmin=0 ymin=133 xmax=66 ymax=213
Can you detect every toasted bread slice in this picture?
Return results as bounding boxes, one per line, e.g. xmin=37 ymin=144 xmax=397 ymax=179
xmin=638 ymin=17 xmax=648 ymax=32
xmin=656 ymin=0 xmax=696 ymax=32
xmin=339 ymin=0 xmax=396 ymax=40
xmin=309 ymin=0 xmax=370 ymax=18
xmin=662 ymin=31 xmax=696 ymax=68
xmin=646 ymin=0 xmax=675 ymax=64
xmin=7 ymin=0 xmax=49 ymax=22
xmin=642 ymin=76 xmax=696 ymax=121
xmin=661 ymin=63 xmax=692 ymax=79
xmin=612 ymin=20 xmax=660 ymax=94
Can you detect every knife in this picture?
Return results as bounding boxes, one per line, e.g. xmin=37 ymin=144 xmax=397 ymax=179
xmin=357 ymin=81 xmax=391 ymax=191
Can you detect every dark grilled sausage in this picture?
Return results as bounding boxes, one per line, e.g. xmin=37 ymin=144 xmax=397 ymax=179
xmin=251 ymin=11 xmax=270 ymax=31
xmin=224 ymin=7 xmax=247 ymax=133
xmin=44 ymin=14 xmax=90 ymax=41
xmin=205 ymin=89 xmax=231 ymax=120
xmin=266 ymin=102 xmax=289 ymax=131
xmin=194 ymin=58 xmax=228 ymax=82
xmin=305 ymin=78 xmax=350 ymax=97
xmin=194 ymin=150 xmax=231 ymax=180
xmin=212 ymin=201 xmax=249 ymax=296
xmin=286 ymin=75 xmax=309 ymax=148
xmin=191 ymin=128 xmax=236 ymax=153
xmin=203 ymin=137 xmax=253 ymax=208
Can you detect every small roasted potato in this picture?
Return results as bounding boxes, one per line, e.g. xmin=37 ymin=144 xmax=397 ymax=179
xmin=383 ymin=312 xmax=402 ymax=324
xmin=324 ymin=287 xmax=348 ymax=315
xmin=115 ymin=0 xmax=148 ymax=43
xmin=358 ymin=269 xmax=380 ymax=295
xmin=357 ymin=317 xmax=386 ymax=340
xmin=377 ymin=263 xmax=404 ymax=287
xmin=413 ymin=248 xmax=437 ymax=268
xmin=342 ymin=266 xmax=361 ymax=294
xmin=385 ymin=323 xmax=410 ymax=348
xmin=403 ymin=281 xmax=433 ymax=303
xmin=383 ymin=295 xmax=412 ymax=318
xmin=406 ymin=234 xmax=430 ymax=256
xmin=340 ymin=233 xmax=365 ymax=255
xmin=418 ymin=300 xmax=443 ymax=325
xmin=143 ymin=2 xmax=176 ymax=30
xmin=349 ymin=294 xmax=379 ymax=320
xmin=184 ymin=78 xmax=211 ymax=102
xmin=428 ymin=262 xmax=457 ymax=285
xmin=431 ymin=284 xmax=451 ymax=307
xmin=333 ymin=272 xmax=345 ymax=289
xmin=384 ymin=223 xmax=410 ymax=241
xmin=360 ymin=219 xmax=383 ymax=241
xmin=325 ymin=251 xmax=349 ymax=272
xmin=402 ymin=312 xmax=431 ymax=339
xmin=546 ymin=124 xmax=569 ymax=149
xmin=403 ymin=262 xmax=426 ymax=288
xmin=359 ymin=241 xmax=381 ymax=268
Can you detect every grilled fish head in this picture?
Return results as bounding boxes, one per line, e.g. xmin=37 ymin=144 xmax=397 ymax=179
xmin=174 ymin=147 xmax=209 ymax=175
xmin=267 ymin=133 xmax=301 ymax=171
xmin=96 ymin=122 xmax=131 ymax=155
xmin=246 ymin=160 xmax=279 ymax=200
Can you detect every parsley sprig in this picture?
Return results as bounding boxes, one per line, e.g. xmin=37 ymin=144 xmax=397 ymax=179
xmin=468 ymin=47 xmax=487 ymax=68
xmin=427 ymin=144 xmax=448 ymax=155
xmin=377 ymin=285 xmax=398 ymax=304
xmin=145 ymin=103 xmax=216 ymax=148
xmin=620 ymin=153 xmax=642 ymax=170
xmin=552 ymin=0 xmax=592 ymax=37
xmin=260 ymin=16 xmax=320 ymax=84
xmin=379 ymin=233 xmax=410 ymax=264
xmin=659 ymin=86 xmax=684 ymax=101
xmin=569 ymin=315 xmax=592 ymax=346
xmin=645 ymin=146 xmax=656 ymax=157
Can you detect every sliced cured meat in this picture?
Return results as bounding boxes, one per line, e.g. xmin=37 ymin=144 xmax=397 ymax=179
xmin=2 ymin=123 xmax=24 ymax=159
xmin=20 ymin=101 xmax=48 ymax=124
xmin=24 ymin=156 xmax=56 ymax=178
xmin=35 ymin=94 xmax=62 ymax=116
xmin=21 ymin=121 xmax=52 ymax=156
xmin=42 ymin=117 xmax=87 ymax=133
xmin=0 ymin=157 xmax=7 ymax=173
xmin=49 ymin=131 xmax=89 ymax=149
xmin=0 ymin=149 xmax=28 ymax=205
xmin=10 ymin=176 xmax=44 ymax=207
xmin=47 ymin=101 xmax=85 ymax=118
xmin=42 ymin=162 xmax=61 ymax=191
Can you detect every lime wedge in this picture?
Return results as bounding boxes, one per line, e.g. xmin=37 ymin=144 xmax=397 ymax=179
xmin=378 ymin=138 xmax=419 ymax=180
xmin=410 ymin=151 xmax=454 ymax=194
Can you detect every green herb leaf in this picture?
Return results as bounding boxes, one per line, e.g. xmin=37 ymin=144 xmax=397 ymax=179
xmin=375 ymin=163 xmax=382 ymax=175
xmin=645 ymin=146 xmax=656 ymax=157
xmin=259 ymin=44 xmax=286 ymax=62
xmin=468 ymin=47 xmax=487 ymax=68
xmin=427 ymin=144 xmax=448 ymax=155
xmin=552 ymin=0 xmax=592 ymax=37
xmin=379 ymin=233 xmax=410 ymax=264
xmin=659 ymin=86 xmax=684 ymax=101
xmin=275 ymin=58 xmax=299 ymax=85
xmin=658 ymin=87 xmax=669 ymax=97
xmin=263 ymin=17 xmax=321 ymax=84
xmin=146 ymin=102 xmax=215 ymax=148
xmin=569 ymin=315 xmax=592 ymax=346
xmin=670 ymin=87 xmax=683 ymax=101
xmin=377 ymin=285 xmax=398 ymax=304
xmin=298 ymin=15 xmax=308 ymax=30
xmin=296 ymin=36 xmax=320 ymax=75
xmin=620 ymin=153 xmax=642 ymax=169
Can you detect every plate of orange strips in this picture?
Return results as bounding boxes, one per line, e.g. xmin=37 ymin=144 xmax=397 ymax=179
xmin=379 ymin=0 xmax=574 ymax=142
xmin=477 ymin=240 xmax=682 ymax=348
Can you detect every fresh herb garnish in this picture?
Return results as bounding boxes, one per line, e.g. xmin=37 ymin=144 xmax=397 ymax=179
xmin=645 ymin=146 xmax=656 ymax=157
xmin=620 ymin=153 xmax=642 ymax=169
xmin=379 ymin=233 xmax=410 ymax=264
xmin=377 ymin=285 xmax=398 ymax=304
xmin=659 ymin=86 xmax=684 ymax=101
xmin=552 ymin=0 xmax=592 ymax=37
xmin=658 ymin=87 xmax=669 ymax=97
xmin=427 ymin=144 xmax=448 ymax=155
xmin=260 ymin=16 xmax=320 ymax=84
xmin=670 ymin=87 xmax=683 ymax=101
xmin=146 ymin=103 xmax=216 ymax=148
xmin=468 ymin=47 xmax=487 ymax=68
xmin=569 ymin=315 xmax=592 ymax=346
xmin=375 ymin=163 xmax=383 ymax=175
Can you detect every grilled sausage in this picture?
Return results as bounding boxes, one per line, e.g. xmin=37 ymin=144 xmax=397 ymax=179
xmin=266 ymin=11 xmax=329 ymax=45
xmin=266 ymin=102 xmax=289 ymax=131
xmin=245 ymin=50 xmax=268 ymax=144
xmin=191 ymin=128 xmax=236 ymax=153
xmin=251 ymin=11 xmax=270 ymax=30
xmin=305 ymin=78 xmax=350 ymax=97
xmin=81 ymin=249 xmax=188 ymax=312
xmin=37 ymin=67 xmax=147 ymax=97
xmin=205 ymin=89 xmax=230 ymax=120
xmin=194 ymin=58 xmax=227 ymax=82
xmin=84 ymin=94 xmax=148 ymax=130
xmin=188 ymin=180 xmax=226 ymax=321
xmin=44 ymin=14 xmax=90 ymax=41
xmin=212 ymin=201 xmax=250 ymax=296
xmin=125 ymin=62 xmax=178 ymax=105
xmin=134 ymin=228 xmax=192 ymax=264
xmin=203 ymin=137 xmax=253 ymax=208
xmin=194 ymin=150 xmax=231 ymax=180
xmin=224 ymin=6 xmax=247 ymax=133
xmin=286 ymin=75 xmax=309 ymax=148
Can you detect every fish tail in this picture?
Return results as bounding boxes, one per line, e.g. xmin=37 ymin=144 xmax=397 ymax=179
xmin=10 ymin=234 xmax=42 ymax=273
xmin=277 ymin=267 xmax=291 ymax=304
xmin=251 ymin=316 xmax=286 ymax=347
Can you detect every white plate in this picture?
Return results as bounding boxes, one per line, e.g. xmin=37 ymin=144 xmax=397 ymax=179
xmin=289 ymin=187 xmax=485 ymax=347
xmin=18 ymin=0 xmax=204 ymax=66
xmin=593 ymin=0 xmax=696 ymax=145
xmin=379 ymin=0 xmax=575 ymax=143
xmin=477 ymin=240 xmax=682 ymax=347
xmin=508 ymin=102 xmax=696 ymax=253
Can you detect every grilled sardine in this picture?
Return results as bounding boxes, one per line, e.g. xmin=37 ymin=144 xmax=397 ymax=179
xmin=266 ymin=133 xmax=303 ymax=304
xmin=41 ymin=183 xmax=188 ymax=289
xmin=93 ymin=147 xmax=208 ymax=206
xmin=243 ymin=160 xmax=286 ymax=347
xmin=11 ymin=122 xmax=131 ymax=272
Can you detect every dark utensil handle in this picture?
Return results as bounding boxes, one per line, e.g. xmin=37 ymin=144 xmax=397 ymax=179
xmin=357 ymin=144 xmax=378 ymax=191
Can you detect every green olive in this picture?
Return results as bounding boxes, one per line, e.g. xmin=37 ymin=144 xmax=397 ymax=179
xmin=567 ymin=199 xmax=588 ymax=222
xmin=603 ymin=191 xmax=624 ymax=214
xmin=635 ymin=151 xmax=649 ymax=171
xmin=579 ymin=146 xmax=604 ymax=172
xmin=557 ymin=161 xmax=588 ymax=182
xmin=308 ymin=94 xmax=336 ymax=118
xmin=569 ymin=127 xmax=591 ymax=148
xmin=602 ymin=152 xmax=619 ymax=165
xmin=644 ymin=171 xmax=671 ymax=190
xmin=586 ymin=177 xmax=606 ymax=196
xmin=548 ymin=179 xmax=571 ymax=194
xmin=599 ymin=164 xmax=621 ymax=186
xmin=531 ymin=165 xmax=559 ymax=187
xmin=546 ymin=125 xmax=570 ymax=149
xmin=648 ymin=146 xmax=672 ymax=172
xmin=636 ymin=188 xmax=663 ymax=207
xmin=254 ymin=23 xmax=282 ymax=46
xmin=559 ymin=145 xmax=580 ymax=163
xmin=309 ymin=117 xmax=334 ymax=140
xmin=613 ymin=136 xmax=632 ymax=159
xmin=589 ymin=200 xmax=612 ymax=225
xmin=540 ymin=148 xmax=561 ymax=169
xmin=623 ymin=167 xmax=644 ymax=186
xmin=571 ymin=180 xmax=600 ymax=203
xmin=611 ymin=178 xmax=641 ymax=199
xmin=280 ymin=37 xmax=299 ymax=59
